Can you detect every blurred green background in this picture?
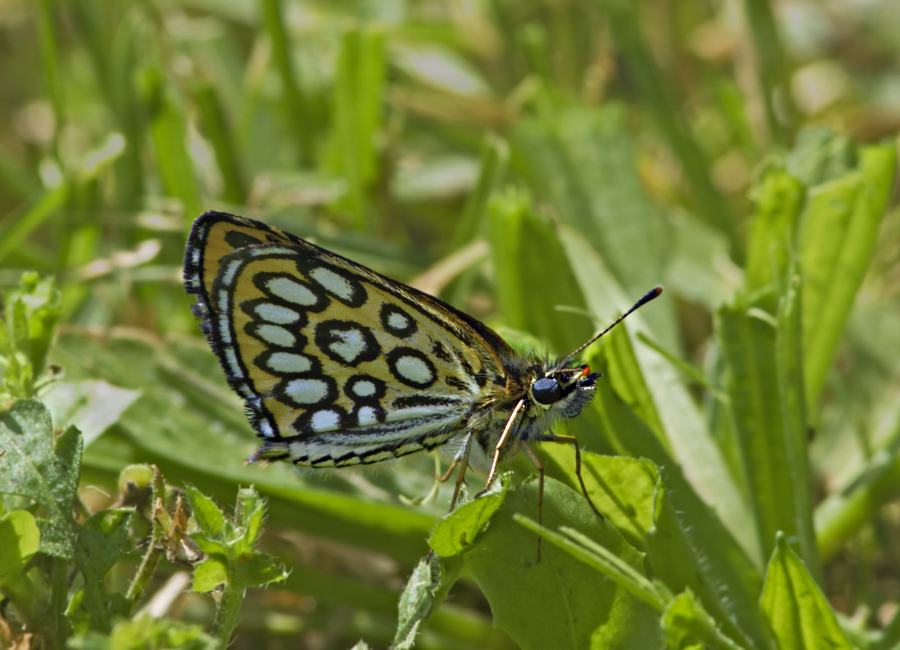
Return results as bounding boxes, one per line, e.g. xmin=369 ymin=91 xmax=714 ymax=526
xmin=1 ymin=0 xmax=899 ymax=648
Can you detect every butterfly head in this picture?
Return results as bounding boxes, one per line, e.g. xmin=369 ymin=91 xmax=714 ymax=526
xmin=528 ymin=363 xmax=600 ymax=419
xmin=524 ymin=284 xmax=664 ymax=422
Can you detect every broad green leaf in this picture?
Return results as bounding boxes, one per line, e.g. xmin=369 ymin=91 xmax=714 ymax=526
xmin=647 ymin=467 xmax=772 ymax=650
xmin=541 ymin=446 xmax=657 ymax=552
xmin=192 ymin=558 xmax=228 ymax=593
xmin=760 ymin=533 xmax=853 ymax=650
xmin=0 ymin=510 xmax=40 ymax=586
xmin=0 ymin=400 xmax=80 ymax=558
xmin=512 ymin=516 xmax=669 ymax=612
xmin=718 ymin=292 xmax=795 ymax=560
xmin=799 ymin=141 xmax=897 ymax=409
xmin=187 ymin=486 xmax=227 ymax=539
xmin=584 ymin=370 xmax=674 ymax=463
xmin=69 ymin=508 xmax=134 ymax=634
xmin=661 ymin=590 xmax=718 ymax=650
xmin=465 ymin=477 xmax=663 ymax=650
xmin=429 ymin=473 xmax=510 ymax=557
xmin=745 ymin=168 xmax=805 ymax=296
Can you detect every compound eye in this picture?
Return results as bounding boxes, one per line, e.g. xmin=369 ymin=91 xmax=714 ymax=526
xmin=532 ymin=377 xmax=562 ymax=405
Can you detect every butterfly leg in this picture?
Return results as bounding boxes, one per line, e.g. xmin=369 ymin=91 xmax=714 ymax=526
xmin=448 ymin=434 xmax=473 ymax=510
xmin=543 ymin=433 xmax=604 ymax=520
xmin=436 ymin=458 xmax=459 ymax=483
xmin=484 ymin=398 xmax=526 ymax=487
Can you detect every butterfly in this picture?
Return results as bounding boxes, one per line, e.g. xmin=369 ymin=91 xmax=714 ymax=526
xmin=184 ymin=211 xmax=661 ymax=526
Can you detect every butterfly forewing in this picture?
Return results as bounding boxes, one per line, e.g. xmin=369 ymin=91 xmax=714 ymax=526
xmin=185 ymin=212 xmax=512 ymax=467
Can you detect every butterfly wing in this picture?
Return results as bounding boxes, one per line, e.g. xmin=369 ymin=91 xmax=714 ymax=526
xmin=184 ymin=212 xmax=517 ymax=467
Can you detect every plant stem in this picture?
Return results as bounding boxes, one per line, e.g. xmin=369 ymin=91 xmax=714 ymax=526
xmin=212 ymin=580 xmax=245 ymax=649
xmin=50 ymin=557 xmax=68 ymax=650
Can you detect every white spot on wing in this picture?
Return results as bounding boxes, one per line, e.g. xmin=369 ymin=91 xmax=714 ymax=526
xmin=395 ymin=355 xmax=433 ymax=384
xmin=284 ymin=378 xmax=329 ymax=404
xmin=254 ymin=303 xmax=300 ymax=324
xmin=329 ymin=328 xmax=366 ymax=362
xmin=256 ymin=324 xmax=295 ymax=347
xmin=218 ymin=320 xmax=232 ymax=343
xmin=356 ymin=406 xmax=379 ymax=425
xmin=310 ymin=267 xmax=354 ymax=301
xmin=221 ymin=259 xmax=242 ymax=286
xmin=385 ymin=405 xmax=453 ymax=422
xmin=251 ymin=245 xmax=293 ymax=257
xmin=266 ymin=277 xmax=319 ymax=305
xmin=352 ymin=381 xmax=376 ymax=397
xmin=265 ymin=352 xmax=312 ymax=374
xmin=224 ymin=348 xmax=241 ymax=375
xmin=310 ymin=409 xmax=341 ymax=431
xmin=388 ymin=311 xmax=410 ymax=330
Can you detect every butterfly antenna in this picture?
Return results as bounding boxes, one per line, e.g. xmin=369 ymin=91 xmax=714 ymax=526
xmin=564 ymin=285 xmax=663 ymax=362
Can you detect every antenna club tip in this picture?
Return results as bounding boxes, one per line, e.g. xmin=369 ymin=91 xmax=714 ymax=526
xmin=634 ymin=285 xmax=663 ymax=309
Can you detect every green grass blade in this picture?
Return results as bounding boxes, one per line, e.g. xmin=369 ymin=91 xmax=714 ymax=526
xmin=451 ymin=133 xmax=508 ymax=249
xmin=718 ymin=293 xmax=794 ymax=561
xmin=745 ymin=168 xmax=805 ymax=296
xmin=488 ymin=189 xmax=592 ymax=354
xmin=136 ymin=66 xmax=202 ymax=219
xmin=799 ymin=141 xmax=897 ymax=409
xmin=742 ymin=0 xmax=795 ymax=145
xmin=815 ymin=434 xmax=900 ymax=563
xmin=775 ymin=273 xmax=819 ymax=580
xmin=35 ymin=0 xmax=63 ymax=160
xmin=0 ymin=186 xmax=68 ymax=266
xmin=329 ymin=26 xmax=386 ymax=229
xmin=760 ymin=533 xmax=853 ymax=649
xmin=258 ymin=0 xmax=313 ymax=165
xmin=193 ymin=82 xmax=247 ymax=205
xmin=597 ymin=2 xmax=734 ymax=247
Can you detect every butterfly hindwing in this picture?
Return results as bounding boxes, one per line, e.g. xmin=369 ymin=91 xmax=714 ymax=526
xmin=184 ymin=212 xmax=515 ymax=467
